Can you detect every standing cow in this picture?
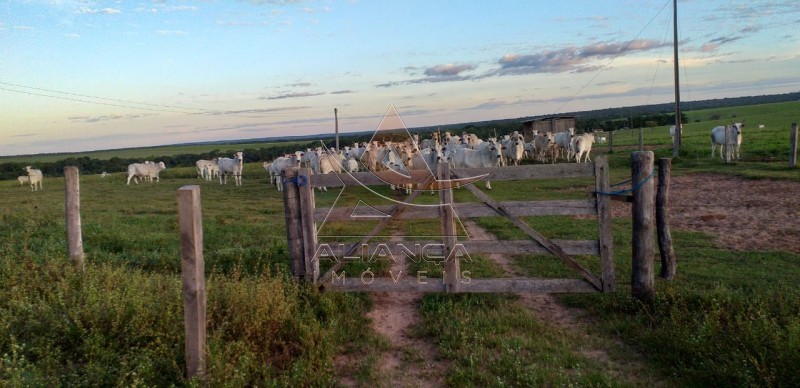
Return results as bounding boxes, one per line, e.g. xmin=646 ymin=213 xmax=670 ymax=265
xmin=218 ymin=151 xmax=244 ymax=186
xmin=711 ymin=122 xmax=744 ymax=160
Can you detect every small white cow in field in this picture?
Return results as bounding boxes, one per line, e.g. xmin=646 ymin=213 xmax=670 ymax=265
xmin=24 ymin=166 xmax=43 ymax=191
xmin=218 ymin=151 xmax=244 ymax=186
xmin=711 ymin=123 xmax=744 ymax=160
xmin=572 ymin=133 xmax=595 ymax=163
xmin=596 ymin=136 xmax=607 ymax=144
xmin=126 ymin=161 xmax=166 ymax=185
xmin=758 ymin=124 xmax=765 ymax=129
xmin=17 ymin=175 xmax=30 ymax=186
xmin=533 ymin=132 xmax=556 ymax=163
xmin=554 ymin=128 xmax=576 ymax=161
xmin=346 ymin=157 xmax=359 ymax=173
xmin=502 ymin=132 xmax=525 ymax=166
xmin=196 ymin=159 xmax=218 ymax=181
xmin=449 ymin=142 xmax=503 ymax=190
xmin=101 ymin=171 xmax=109 ymax=178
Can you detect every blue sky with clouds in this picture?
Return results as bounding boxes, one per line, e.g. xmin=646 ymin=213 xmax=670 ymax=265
xmin=1 ymin=0 xmax=798 ymax=156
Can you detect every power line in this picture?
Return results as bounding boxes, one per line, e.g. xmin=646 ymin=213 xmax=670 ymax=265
xmin=556 ymin=0 xmax=672 ymax=114
xmin=0 ymin=80 xmax=205 ymax=112
xmin=0 ymin=86 xmax=202 ymax=115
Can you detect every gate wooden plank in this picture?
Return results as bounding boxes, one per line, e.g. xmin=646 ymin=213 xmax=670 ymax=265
xmin=318 ymin=239 xmax=599 ymax=257
xmin=314 ymin=199 xmax=596 ymax=222
xmin=451 ymin=170 xmax=603 ymax=291
xmin=322 ymin=277 xmax=596 ymax=293
xmin=310 ymin=163 xmax=595 ymax=187
xmin=317 ymin=175 xmax=436 ymax=285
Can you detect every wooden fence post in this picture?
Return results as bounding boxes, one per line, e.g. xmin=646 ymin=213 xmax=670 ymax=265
xmin=439 ymin=162 xmax=459 ymax=293
xmin=64 ymin=166 xmax=85 ymax=271
xmin=790 ymin=123 xmax=798 ymax=168
xmin=724 ymin=125 xmax=732 ymax=163
xmin=298 ymin=168 xmax=318 ymax=283
xmin=177 ymin=185 xmax=206 ymax=381
xmin=594 ymin=156 xmax=615 ymax=292
xmin=638 ymin=127 xmax=644 ymax=151
xmin=282 ymin=167 xmax=306 ymax=279
xmin=657 ymin=158 xmax=677 ymax=280
xmin=631 ymin=151 xmax=655 ymax=304
xmin=608 ymin=131 xmax=614 ymax=153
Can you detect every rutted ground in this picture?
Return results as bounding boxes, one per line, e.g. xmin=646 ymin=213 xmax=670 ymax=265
xmin=611 ymin=173 xmax=800 ymax=253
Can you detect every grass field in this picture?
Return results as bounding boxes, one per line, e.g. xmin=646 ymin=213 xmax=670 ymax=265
xmin=1 ymin=101 xmax=799 ymax=385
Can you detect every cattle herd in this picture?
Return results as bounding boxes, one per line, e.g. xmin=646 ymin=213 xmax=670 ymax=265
xmin=262 ymin=129 xmax=597 ymax=191
xmin=14 ymin=122 xmax=746 ymax=191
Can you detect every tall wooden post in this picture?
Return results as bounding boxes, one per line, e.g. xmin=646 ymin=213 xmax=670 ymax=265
xmin=298 ymin=168 xmax=318 ymax=283
xmin=64 ymin=166 xmax=85 ymax=271
xmin=177 ymin=185 xmax=206 ymax=381
xmin=724 ymin=125 xmax=732 ymax=163
xmin=608 ymin=131 xmax=614 ymax=153
xmin=282 ymin=167 xmax=305 ymax=279
xmin=638 ymin=127 xmax=644 ymax=151
xmin=439 ymin=163 xmax=459 ymax=293
xmin=657 ymin=158 xmax=677 ymax=280
xmin=334 ymin=108 xmax=340 ymax=152
xmin=631 ymin=151 xmax=655 ymax=304
xmin=790 ymin=123 xmax=798 ymax=168
xmin=672 ymin=0 xmax=682 ymax=158
xmin=594 ymin=156 xmax=615 ymax=292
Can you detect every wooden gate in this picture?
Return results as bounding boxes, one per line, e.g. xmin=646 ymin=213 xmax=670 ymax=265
xmin=281 ymin=155 xmax=614 ymax=293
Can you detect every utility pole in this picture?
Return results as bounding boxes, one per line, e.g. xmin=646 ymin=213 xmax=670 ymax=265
xmin=672 ymin=0 xmax=682 ymax=158
xmin=334 ymin=108 xmax=339 ymax=151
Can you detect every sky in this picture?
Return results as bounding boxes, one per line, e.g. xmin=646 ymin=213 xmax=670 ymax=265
xmin=1 ymin=0 xmax=799 ymax=156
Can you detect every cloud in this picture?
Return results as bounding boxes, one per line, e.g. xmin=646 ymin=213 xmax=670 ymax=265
xmin=698 ymin=35 xmax=742 ymax=52
xmin=245 ymin=0 xmax=308 ymax=5
xmin=330 ymin=90 xmax=354 ymax=94
xmin=287 ymin=82 xmax=312 ymax=87
xmin=209 ymin=106 xmax=311 ymax=116
xmin=424 ymin=64 xmax=475 ymax=77
xmin=496 ymin=39 xmax=668 ymax=75
xmin=12 ymin=26 xmax=34 ymax=30
xmin=65 ymin=33 xmax=80 ymax=39
xmin=156 ymin=30 xmax=188 ymax=36
xmin=68 ymin=113 xmax=157 ymax=123
xmin=165 ymin=5 xmax=198 ymax=12
xmin=77 ymin=8 xmax=121 ymax=15
xmin=260 ymin=91 xmax=325 ymax=100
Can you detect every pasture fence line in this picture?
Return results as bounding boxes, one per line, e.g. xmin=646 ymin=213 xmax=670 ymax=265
xmin=281 ymin=158 xmax=623 ymax=294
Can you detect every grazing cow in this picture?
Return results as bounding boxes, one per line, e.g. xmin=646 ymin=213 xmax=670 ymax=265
xmin=17 ymin=175 xmax=30 ymax=186
xmin=196 ymin=159 xmax=218 ymax=181
xmin=24 ymin=166 xmax=43 ymax=191
xmin=553 ymin=128 xmax=575 ymax=161
xmin=711 ymin=123 xmax=744 ymax=160
xmin=533 ymin=132 xmax=556 ymax=163
xmin=270 ymin=155 xmax=301 ymax=191
xmin=217 ymin=151 xmax=244 ymax=186
xmin=346 ymin=157 xmax=359 ymax=173
xmin=126 ymin=162 xmax=165 ymax=185
xmin=596 ymin=136 xmax=607 ymax=144
xmin=101 ymin=171 xmax=109 ymax=178
xmin=572 ymin=133 xmax=595 ymax=163
xmin=449 ymin=142 xmax=503 ymax=190
xmin=758 ymin=124 xmax=765 ymax=129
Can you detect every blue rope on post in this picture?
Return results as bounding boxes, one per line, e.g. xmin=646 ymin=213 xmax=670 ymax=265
xmin=595 ymin=171 xmax=655 ymax=196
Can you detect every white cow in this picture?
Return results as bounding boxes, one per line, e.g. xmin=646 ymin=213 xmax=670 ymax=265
xmin=126 ymin=161 xmax=166 ymax=185
xmin=533 ymin=132 xmax=556 ymax=163
xmin=573 ymin=133 xmax=595 ymax=163
xmin=711 ymin=123 xmax=744 ymax=160
xmin=449 ymin=143 xmax=503 ymax=190
xmin=270 ymin=155 xmax=301 ymax=191
xmin=196 ymin=159 xmax=218 ymax=181
xmin=17 ymin=175 xmax=30 ymax=186
xmin=346 ymin=157 xmax=359 ymax=173
xmin=501 ymin=132 xmax=525 ymax=166
xmin=217 ymin=151 xmax=244 ymax=186
xmin=24 ymin=166 xmax=43 ymax=191
xmin=553 ymin=128 xmax=575 ymax=161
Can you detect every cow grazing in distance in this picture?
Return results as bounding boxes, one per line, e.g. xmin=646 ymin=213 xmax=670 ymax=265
xmin=218 ymin=151 xmax=244 ymax=186
xmin=711 ymin=123 xmax=744 ymax=160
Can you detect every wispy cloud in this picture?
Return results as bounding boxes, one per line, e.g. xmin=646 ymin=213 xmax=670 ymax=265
xmin=698 ymin=35 xmax=742 ymax=52
xmin=68 ymin=113 xmax=157 ymax=123
xmin=331 ymin=90 xmax=355 ymax=94
xmin=496 ymin=39 xmax=668 ymax=75
xmin=77 ymin=8 xmax=121 ymax=15
xmin=260 ymin=91 xmax=325 ymax=100
xmin=424 ymin=64 xmax=475 ymax=77
xmin=156 ymin=30 xmax=188 ymax=36
xmin=376 ymin=63 xmax=477 ymax=88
